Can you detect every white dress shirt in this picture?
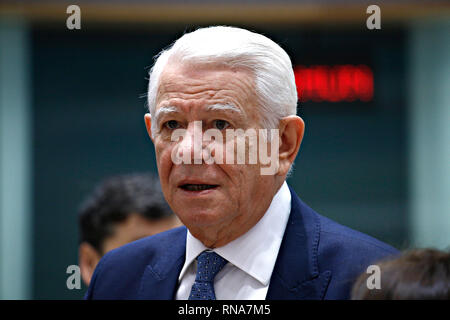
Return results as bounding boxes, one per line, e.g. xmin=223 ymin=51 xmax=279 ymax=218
xmin=176 ymin=181 xmax=292 ymax=300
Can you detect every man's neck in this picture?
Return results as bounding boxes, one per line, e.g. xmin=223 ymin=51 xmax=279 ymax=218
xmin=191 ymin=179 xmax=286 ymax=248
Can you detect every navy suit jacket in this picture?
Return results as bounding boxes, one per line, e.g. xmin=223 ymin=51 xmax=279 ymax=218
xmin=85 ymin=185 xmax=398 ymax=300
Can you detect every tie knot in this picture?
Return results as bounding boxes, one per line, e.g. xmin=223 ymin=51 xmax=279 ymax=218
xmin=195 ymin=251 xmax=228 ymax=282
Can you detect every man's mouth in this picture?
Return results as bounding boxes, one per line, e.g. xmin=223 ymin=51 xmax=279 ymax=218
xmin=179 ymin=184 xmax=218 ymax=191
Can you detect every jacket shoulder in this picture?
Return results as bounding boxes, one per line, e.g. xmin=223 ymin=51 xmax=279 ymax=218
xmin=100 ymin=225 xmax=186 ymax=265
xmin=289 ymin=187 xmax=399 ymax=299
xmin=85 ymin=226 xmax=187 ymax=299
xmin=316 ymin=213 xmax=399 ymax=298
xmin=319 ymin=213 xmax=398 ymax=256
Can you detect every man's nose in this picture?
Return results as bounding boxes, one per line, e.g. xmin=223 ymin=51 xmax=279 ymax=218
xmin=177 ymin=121 xmax=203 ymax=164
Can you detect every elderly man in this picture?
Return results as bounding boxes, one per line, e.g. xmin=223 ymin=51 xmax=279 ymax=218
xmin=85 ymin=26 xmax=398 ymax=300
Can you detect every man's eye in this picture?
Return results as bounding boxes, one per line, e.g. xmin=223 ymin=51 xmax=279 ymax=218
xmin=164 ymin=120 xmax=180 ymax=130
xmin=213 ymin=120 xmax=230 ymax=130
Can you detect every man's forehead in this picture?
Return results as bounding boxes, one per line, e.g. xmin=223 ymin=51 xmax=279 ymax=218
xmin=162 ymin=61 xmax=249 ymax=78
xmin=155 ymin=62 xmax=256 ymax=111
xmin=158 ymin=63 xmax=251 ymax=91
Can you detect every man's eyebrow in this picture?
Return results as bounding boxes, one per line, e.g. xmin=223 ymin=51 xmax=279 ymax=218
xmin=154 ymin=106 xmax=179 ymax=124
xmin=205 ymin=104 xmax=242 ymax=114
xmin=154 ymin=104 xmax=243 ymax=125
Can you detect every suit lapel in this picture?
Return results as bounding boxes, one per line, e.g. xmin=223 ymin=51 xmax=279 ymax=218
xmin=138 ymin=227 xmax=187 ymax=300
xmin=266 ymin=186 xmax=332 ymax=300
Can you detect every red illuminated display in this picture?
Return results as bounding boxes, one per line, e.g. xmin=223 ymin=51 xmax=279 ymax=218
xmin=294 ymin=65 xmax=374 ymax=102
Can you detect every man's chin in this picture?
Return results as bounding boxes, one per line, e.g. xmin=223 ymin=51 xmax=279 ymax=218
xmin=177 ymin=209 xmax=227 ymax=229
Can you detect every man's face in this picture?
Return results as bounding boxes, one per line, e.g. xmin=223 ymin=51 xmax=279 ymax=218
xmin=148 ymin=63 xmax=280 ymax=247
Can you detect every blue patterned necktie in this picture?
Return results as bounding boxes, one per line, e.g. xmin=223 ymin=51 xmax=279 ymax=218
xmin=188 ymin=250 xmax=228 ymax=300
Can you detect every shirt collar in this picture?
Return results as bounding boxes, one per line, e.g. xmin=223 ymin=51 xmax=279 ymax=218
xmin=178 ymin=181 xmax=292 ymax=286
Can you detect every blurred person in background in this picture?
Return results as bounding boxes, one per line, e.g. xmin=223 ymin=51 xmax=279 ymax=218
xmin=78 ymin=173 xmax=181 ymax=286
xmin=351 ymin=248 xmax=450 ymax=300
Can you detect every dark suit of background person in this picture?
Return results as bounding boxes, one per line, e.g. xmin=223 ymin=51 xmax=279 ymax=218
xmin=85 ymin=26 xmax=398 ymax=300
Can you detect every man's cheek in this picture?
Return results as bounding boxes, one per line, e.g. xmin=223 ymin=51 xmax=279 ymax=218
xmin=155 ymin=149 xmax=173 ymax=189
xmin=156 ymin=144 xmax=173 ymax=166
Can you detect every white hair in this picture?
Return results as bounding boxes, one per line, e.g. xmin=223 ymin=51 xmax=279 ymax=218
xmin=147 ymin=26 xmax=298 ymax=135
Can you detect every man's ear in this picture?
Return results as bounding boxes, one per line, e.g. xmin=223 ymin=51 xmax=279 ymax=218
xmin=79 ymin=242 xmax=101 ymax=287
xmin=144 ymin=113 xmax=153 ymax=142
xmin=277 ymin=115 xmax=305 ymax=176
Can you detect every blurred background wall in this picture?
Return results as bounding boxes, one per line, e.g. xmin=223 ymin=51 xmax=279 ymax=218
xmin=0 ymin=0 xmax=449 ymax=299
